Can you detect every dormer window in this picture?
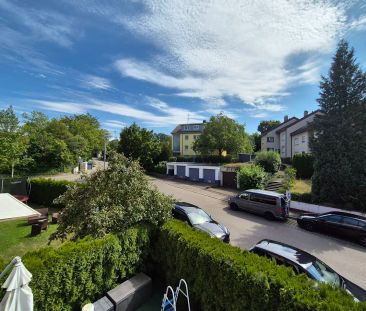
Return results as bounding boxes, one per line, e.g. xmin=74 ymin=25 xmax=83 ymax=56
xmin=193 ymin=125 xmax=199 ymax=130
xmin=184 ymin=125 xmax=189 ymax=130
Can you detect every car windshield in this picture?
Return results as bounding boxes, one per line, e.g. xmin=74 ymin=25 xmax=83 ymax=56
xmin=187 ymin=210 xmax=211 ymax=225
xmin=306 ymin=260 xmax=341 ymax=287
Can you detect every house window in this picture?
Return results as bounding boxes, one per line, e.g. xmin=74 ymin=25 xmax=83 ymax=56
xmin=267 ymin=148 xmax=274 ymax=151
xmin=184 ymin=145 xmax=188 ymax=150
xmin=281 ymin=146 xmax=285 ymax=153
xmin=185 ymin=135 xmax=189 ymax=140
xmin=193 ymin=135 xmax=197 ymax=140
xmin=267 ymin=137 xmax=274 ymax=143
xmin=302 ymin=135 xmax=306 ymax=143
xmin=193 ymin=125 xmax=199 ymax=130
xmin=294 ymin=138 xmax=299 ymax=145
xmin=184 ymin=125 xmax=189 ymax=130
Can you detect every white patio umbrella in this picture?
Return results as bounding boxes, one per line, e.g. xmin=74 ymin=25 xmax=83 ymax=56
xmin=0 ymin=256 xmax=33 ymax=311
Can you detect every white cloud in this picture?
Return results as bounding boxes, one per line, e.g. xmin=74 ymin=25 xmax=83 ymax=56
xmin=112 ymin=0 xmax=350 ymax=107
xmin=81 ymin=75 xmax=113 ymax=90
xmin=33 ymin=97 xmax=207 ymax=127
xmin=103 ymin=120 xmax=127 ymax=129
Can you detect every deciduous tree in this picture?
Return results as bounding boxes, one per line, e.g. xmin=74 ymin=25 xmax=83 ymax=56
xmin=193 ymin=113 xmax=252 ymax=156
xmin=50 ymin=153 xmax=173 ymax=240
xmin=257 ymin=120 xmax=281 ymax=134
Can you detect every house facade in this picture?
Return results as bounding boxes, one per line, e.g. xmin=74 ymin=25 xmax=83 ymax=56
xmin=261 ymin=110 xmax=321 ymax=158
xmin=171 ymin=122 xmax=205 ymax=156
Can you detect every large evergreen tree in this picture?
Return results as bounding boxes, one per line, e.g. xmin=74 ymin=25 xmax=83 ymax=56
xmin=310 ymin=40 xmax=366 ymax=211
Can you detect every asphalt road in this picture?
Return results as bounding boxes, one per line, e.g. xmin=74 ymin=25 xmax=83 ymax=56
xmin=151 ymin=177 xmax=366 ymax=289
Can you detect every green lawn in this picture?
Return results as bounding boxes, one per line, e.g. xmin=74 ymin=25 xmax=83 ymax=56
xmin=0 ymin=206 xmax=61 ymax=260
xmin=292 ymin=179 xmax=311 ymax=193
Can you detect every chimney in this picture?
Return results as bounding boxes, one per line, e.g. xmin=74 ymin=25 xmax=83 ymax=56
xmin=203 ymin=120 xmax=206 ymax=123
xmin=284 ymin=115 xmax=288 ymax=122
xmin=304 ymin=110 xmax=308 ymax=117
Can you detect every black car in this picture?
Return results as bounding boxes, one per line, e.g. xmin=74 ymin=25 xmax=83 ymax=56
xmin=250 ymin=239 xmax=366 ymax=302
xmin=172 ymin=202 xmax=230 ymax=243
xmin=297 ymin=211 xmax=366 ymax=246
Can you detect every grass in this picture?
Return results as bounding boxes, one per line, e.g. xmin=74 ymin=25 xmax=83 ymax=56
xmin=292 ymin=179 xmax=311 ymax=193
xmin=0 ymin=205 xmax=62 ymax=260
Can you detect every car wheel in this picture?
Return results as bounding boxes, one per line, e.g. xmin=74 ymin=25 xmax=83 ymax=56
xmin=230 ymin=203 xmax=238 ymax=211
xmin=264 ymin=212 xmax=275 ymax=221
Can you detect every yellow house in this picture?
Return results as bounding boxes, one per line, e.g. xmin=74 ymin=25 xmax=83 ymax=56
xmin=171 ymin=122 xmax=204 ymax=156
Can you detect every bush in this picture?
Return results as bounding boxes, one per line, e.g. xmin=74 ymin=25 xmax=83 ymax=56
xmin=0 ymin=226 xmax=151 ymax=311
xmin=281 ymin=167 xmax=297 ymax=192
xmin=29 ymin=178 xmax=78 ymax=208
xmin=238 ymin=165 xmax=268 ymax=190
xmin=255 ymin=151 xmax=281 ymax=173
xmin=151 ymin=220 xmax=363 ymax=311
xmin=168 ymin=156 xmax=177 ymax=162
xmin=152 ymin=161 xmax=167 ymax=174
xmin=292 ymin=153 xmax=314 ymax=179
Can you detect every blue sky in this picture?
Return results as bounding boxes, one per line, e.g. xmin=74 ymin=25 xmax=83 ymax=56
xmin=1 ymin=0 xmax=366 ymax=137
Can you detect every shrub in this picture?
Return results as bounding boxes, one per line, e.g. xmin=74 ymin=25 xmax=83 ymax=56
xmin=168 ymin=156 xmax=177 ymax=162
xmin=292 ymin=153 xmax=314 ymax=179
xmin=0 ymin=226 xmax=151 ymax=311
xmin=238 ymin=165 xmax=268 ymax=190
xmin=29 ymin=178 xmax=78 ymax=208
xmin=152 ymin=161 xmax=167 ymax=174
xmin=281 ymin=167 xmax=297 ymax=191
xmin=151 ymin=220 xmax=363 ymax=311
xmin=255 ymin=151 xmax=281 ymax=173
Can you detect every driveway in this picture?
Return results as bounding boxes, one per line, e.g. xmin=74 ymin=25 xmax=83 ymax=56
xmin=151 ymin=177 xmax=366 ymax=289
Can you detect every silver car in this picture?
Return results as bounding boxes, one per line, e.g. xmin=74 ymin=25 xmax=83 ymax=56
xmin=228 ymin=189 xmax=289 ymax=220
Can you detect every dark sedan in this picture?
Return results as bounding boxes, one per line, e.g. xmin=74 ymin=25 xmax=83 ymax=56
xmin=250 ymin=239 xmax=366 ymax=302
xmin=172 ymin=202 xmax=230 ymax=243
xmin=297 ymin=211 xmax=366 ymax=246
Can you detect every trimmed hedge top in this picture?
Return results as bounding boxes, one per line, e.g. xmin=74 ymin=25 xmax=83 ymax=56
xmin=152 ymin=220 xmax=365 ymax=311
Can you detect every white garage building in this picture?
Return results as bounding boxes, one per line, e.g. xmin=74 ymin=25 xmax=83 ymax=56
xmin=166 ymin=162 xmax=221 ymax=184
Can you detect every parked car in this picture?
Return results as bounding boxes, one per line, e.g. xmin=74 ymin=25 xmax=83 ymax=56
xmin=297 ymin=211 xmax=366 ymax=246
xmin=172 ymin=202 xmax=230 ymax=243
xmin=249 ymin=239 xmax=366 ymax=302
xmin=228 ymin=189 xmax=289 ymax=220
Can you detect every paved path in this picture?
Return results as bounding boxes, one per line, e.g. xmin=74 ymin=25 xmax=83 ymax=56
xmin=151 ymin=177 xmax=366 ymax=289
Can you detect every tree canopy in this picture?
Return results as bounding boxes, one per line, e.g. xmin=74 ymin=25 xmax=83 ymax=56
xmin=50 ymin=152 xmax=173 ymax=240
xmin=118 ymin=123 xmax=161 ymax=170
xmin=257 ymin=120 xmax=281 ymax=134
xmin=0 ymin=106 xmax=28 ymax=177
xmin=0 ymin=107 xmax=108 ymax=175
xmin=193 ymin=113 xmax=252 ymax=156
xmin=310 ymin=40 xmax=366 ymax=212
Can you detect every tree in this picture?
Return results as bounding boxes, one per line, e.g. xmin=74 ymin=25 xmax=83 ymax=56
xmin=193 ymin=113 xmax=252 ymax=156
xmin=155 ymin=133 xmax=172 ymax=161
xmin=310 ymin=40 xmax=366 ymax=211
xmin=250 ymin=132 xmax=261 ymax=152
xmin=50 ymin=152 xmax=173 ymax=240
xmin=257 ymin=120 xmax=281 ymax=134
xmin=118 ymin=123 xmax=161 ymax=170
xmin=0 ymin=107 xmax=28 ymax=177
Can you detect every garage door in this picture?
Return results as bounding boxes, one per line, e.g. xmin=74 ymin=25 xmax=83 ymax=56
xmin=176 ymin=165 xmax=186 ymax=178
xmin=203 ymin=169 xmax=216 ymax=183
xmin=223 ymin=172 xmax=237 ymax=188
xmin=189 ymin=168 xmax=199 ymax=181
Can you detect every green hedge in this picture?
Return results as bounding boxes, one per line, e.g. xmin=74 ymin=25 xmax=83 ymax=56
xmin=173 ymin=155 xmax=233 ymax=164
xmin=29 ymin=178 xmax=78 ymax=208
xmin=152 ymin=220 xmax=364 ymax=311
xmin=292 ymin=154 xmax=314 ymax=179
xmin=238 ymin=164 xmax=268 ymax=190
xmin=291 ymin=192 xmax=313 ymax=204
xmin=0 ymin=226 xmax=151 ymax=311
xmin=255 ymin=151 xmax=281 ymax=173
xmin=151 ymin=161 xmax=167 ymax=174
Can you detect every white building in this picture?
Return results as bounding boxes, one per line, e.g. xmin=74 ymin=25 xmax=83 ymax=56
xmin=261 ymin=110 xmax=321 ymax=158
